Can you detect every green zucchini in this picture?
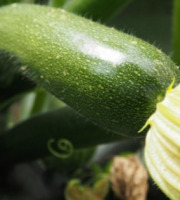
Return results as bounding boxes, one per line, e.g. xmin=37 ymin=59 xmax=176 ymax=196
xmin=0 ymin=4 xmax=179 ymax=136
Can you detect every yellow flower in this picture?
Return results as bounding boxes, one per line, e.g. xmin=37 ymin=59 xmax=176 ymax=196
xmin=145 ymin=82 xmax=180 ymax=200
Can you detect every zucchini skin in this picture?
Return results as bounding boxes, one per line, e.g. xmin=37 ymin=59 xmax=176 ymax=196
xmin=0 ymin=4 xmax=180 ymax=136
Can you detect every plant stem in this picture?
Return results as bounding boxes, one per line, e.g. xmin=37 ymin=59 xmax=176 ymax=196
xmin=49 ymin=0 xmax=66 ymax=7
xmin=30 ymin=89 xmax=51 ymax=115
xmin=63 ymin=0 xmax=132 ymax=22
xmin=172 ymin=0 xmax=180 ymax=65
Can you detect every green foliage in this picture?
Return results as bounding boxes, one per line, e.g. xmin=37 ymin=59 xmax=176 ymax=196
xmin=64 ymin=0 xmax=132 ymax=22
xmin=65 ymin=177 xmax=109 ymax=200
xmin=0 ymin=0 xmax=20 ymax=6
xmin=44 ymin=147 xmax=95 ymax=177
xmin=0 ymin=0 xmax=180 ymax=199
xmin=49 ymin=0 xmax=66 ymax=7
xmin=173 ymin=0 xmax=180 ymax=65
xmin=0 ymin=107 xmax=122 ymax=165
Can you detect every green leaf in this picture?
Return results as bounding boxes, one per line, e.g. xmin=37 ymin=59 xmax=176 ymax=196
xmin=0 ymin=107 xmax=122 ymax=165
xmin=63 ymin=0 xmax=132 ymax=22
xmin=49 ymin=0 xmax=66 ymax=7
xmin=172 ymin=0 xmax=180 ymax=65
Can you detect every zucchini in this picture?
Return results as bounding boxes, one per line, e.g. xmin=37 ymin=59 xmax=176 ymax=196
xmin=0 ymin=4 xmax=179 ymax=136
